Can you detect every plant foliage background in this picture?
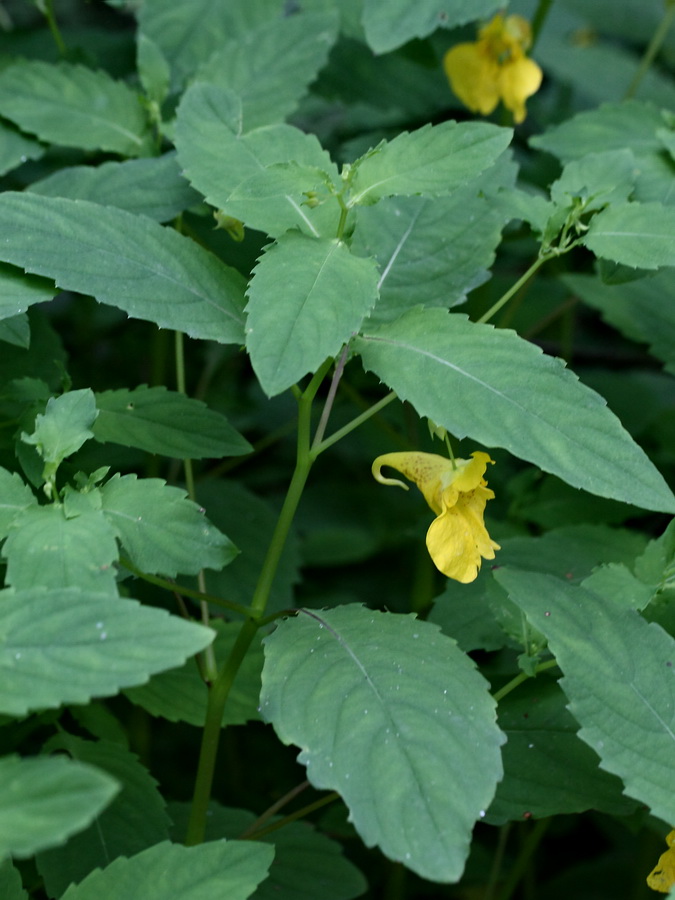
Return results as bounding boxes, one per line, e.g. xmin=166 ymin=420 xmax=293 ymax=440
xmin=1 ymin=0 xmax=675 ymax=897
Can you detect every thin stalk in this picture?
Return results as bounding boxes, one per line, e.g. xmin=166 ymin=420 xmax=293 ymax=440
xmin=312 ymin=345 xmax=350 ymax=449
xmin=624 ymin=2 xmax=675 ymax=100
xmin=483 ymin=824 xmax=512 ymax=900
xmin=476 ymin=257 xmax=546 ymax=325
xmin=492 ymin=659 xmax=559 ymax=704
xmin=530 ymin=0 xmax=554 ymax=50
xmin=185 ymin=617 xmax=259 ymax=845
xmin=244 ymin=792 xmax=340 ymax=839
xmin=313 ymin=391 xmax=397 ymax=456
xmin=239 ymin=781 xmax=311 ymax=837
xmin=118 ymin=557 xmax=253 ymax=618
xmin=41 ymin=0 xmax=67 ymax=56
xmin=494 ymin=818 xmax=550 ymax=900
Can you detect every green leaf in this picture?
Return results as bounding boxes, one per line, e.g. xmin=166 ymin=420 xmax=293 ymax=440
xmin=584 ymin=202 xmax=675 ymax=268
xmin=168 ymin=802 xmax=367 ymax=900
xmin=0 ymin=264 xmax=55 ymax=321
xmin=347 ymin=121 xmax=512 ymax=206
xmin=29 ymin=154 xmax=199 ymax=223
xmin=194 ymin=11 xmax=338 ymax=129
xmin=138 ymin=0 xmax=283 ymax=93
xmin=351 ymin=189 xmax=507 ymax=325
xmin=0 ymin=60 xmax=152 ymax=157
xmin=3 ymin=506 xmax=119 ymax=595
xmin=354 ymin=309 xmax=675 ymax=513
xmin=0 ymin=193 xmax=247 ymax=344
xmin=362 ymin=0 xmax=501 ymax=53
xmin=93 ymin=386 xmax=252 ymax=459
xmin=36 ymin=738 xmax=170 ymax=898
xmin=0 ymin=754 xmax=119 ymax=860
xmin=550 ymin=149 xmax=637 ymax=212
xmin=562 ymin=271 xmax=675 ymax=374
xmin=61 ymin=839 xmax=274 ymax=900
xmin=495 ymin=569 xmax=675 ymax=826
xmin=0 ymin=859 xmax=28 ymax=899
xmin=22 ymin=389 xmax=98 ymax=478
xmin=174 ymin=83 xmax=340 ymax=238
xmin=101 ymin=474 xmax=237 ymax=576
xmin=0 ymin=314 xmax=30 ymax=348
xmin=260 ymin=605 xmax=504 ymax=883
xmin=136 ymin=32 xmax=171 ymax=106
xmin=0 ymin=468 xmax=37 ymax=538
xmin=489 ymin=678 xmax=637 ymax=824
xmin=0 ymin=586 xmax=214 ymax=716
xmin=125 ymin=620 xmax=263 ymax=727
xmin=0 ymin=120 xmax=44 ymax=177
xmin=246 ymin=233 xmax=379 ymax=396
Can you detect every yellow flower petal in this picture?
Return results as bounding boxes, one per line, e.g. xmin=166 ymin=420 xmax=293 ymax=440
xmin=648 ymin=830 xmax=675 ymax=893
xmin=372 ymin=450 xmax=500 ymax=583
xmin=443 ymin=13 xmax=542 ymax=123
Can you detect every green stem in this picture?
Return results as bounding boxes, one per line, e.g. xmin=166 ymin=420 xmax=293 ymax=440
xmin=477 ymin=257 xmax=547 ymax=325
xmin=313 ymin=390 xmax=397 ymax=456
xmin=624 ymin=2 xmax=675 ymax=100
xmin=312 ymin=344 xmax=350 ymax=450
xmin=185 ymin=617 xmax=259 ymax=845
xmin=244 ymin=792 xmax=340 ymax=840
xmin=530 ymin=0 xmax=554 ymax=50
xmin=41 ymin=0 xmax=67 ymax=56
xmin=185 ymin=362 xmax=330 ymax=845
xmin=494 ymin=818 xmax=550 ymax=900
xmin=118 ymin=557 xmax=253 ymax=618
xmin=483 ymin=824 xmax=512 ymax=900
xmin=239 ymin=781 xmax=310 ymax=837
xmin=492 ymin=658 xmax=559 ymax=704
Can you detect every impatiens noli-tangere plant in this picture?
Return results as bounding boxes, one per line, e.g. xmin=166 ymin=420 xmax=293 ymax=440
xmin=1 ymin=0 xmax=675 ymax=897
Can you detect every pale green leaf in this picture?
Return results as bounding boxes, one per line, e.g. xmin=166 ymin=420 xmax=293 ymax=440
xmin=351 ymin=188 xmax=507 ymax=324
xmin=0 ymin=120 xmax=44 ymax=177
xmin=0 ymin=193 xmax=247 ymax=343
xmin=550 ymin=149 xmax=637 ymax=211
xmin=563 ymin=271 xmax=675 ymax=374
xmin=36 ymin=737 xmax=170 ymax=898
xmin=348 ymin=121 xmax=512 ymax=206
xmin=0 ymin=60 xmax=152 ymax=157
xmin=355 ymin=309 xmax=675 ymax=513
xmin=93 ymin=386 xmax=252 ymax=459
xmin=0 ymin=754 xmax=119 ymax=860
xmin=168 ymin=803 xmax=367 ymax=900
xmin=261 ymin=605 xmax=503 ymax=882
xmin=0 ymin=314 xmax=30 ymax=348
xmin=100 ymin=474 xmax=237 ymax=576
xmin=0 ymin=468 xmax=37 ymax=537
xmin=0 ymin=263 xmax=55 ymax=321
xmin=584 ymin=202 xmax=675 ymax=268
xmin=0 ymin=859 xmax=28 ymax=899
xmin=495 ymin=568 xmax=675 ymax=826
xmin=0 ymin=586 xmax=214 ymax=716
xmin=30 ymin=154 xmax=199 ymax=223
xmin=246 ymin=233 xmax=379 ymax=396
xmin=137 ymin=32 xmax=171 ymax=106
xmin=61 ymin=840 xmax=274 ymax=900
xmin=489 ymin=678 xmax=636 ymax=824
xmin=138 ymin=0 xmax=283 ymax=93
xmin=194 ymin=11 xmax=338 ymax=129
xmin=362 ymin=0 xmax=501 ymax=53
xmin=175 ymin=83 xmax=340 ymax=238
xmin=22 ymin=388 xmax=98 ymax=470
xmin=3 ymin=506 xmax=119 ymax=594
xmin=125 ymin=620 xmax=263 ymax=727
xmin=531 ymin=101 xmax=675 ymax=206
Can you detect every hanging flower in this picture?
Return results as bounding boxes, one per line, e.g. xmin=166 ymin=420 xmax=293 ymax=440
xmin=648 ymin=830 xmax=675 ymax=893
xmin=443 ymin=13 xmax=543 ymax=124
xmin=372 ymin=450 xmax=500 ymax=583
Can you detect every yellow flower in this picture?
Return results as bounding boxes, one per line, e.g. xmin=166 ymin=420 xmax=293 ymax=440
xmin=443 ymin=13 xmax=543 ymax=124
xmin=648 ymin=830 xmax=675 ymax=893
xmin=372 ymin=450 xmax=500 ymax=583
